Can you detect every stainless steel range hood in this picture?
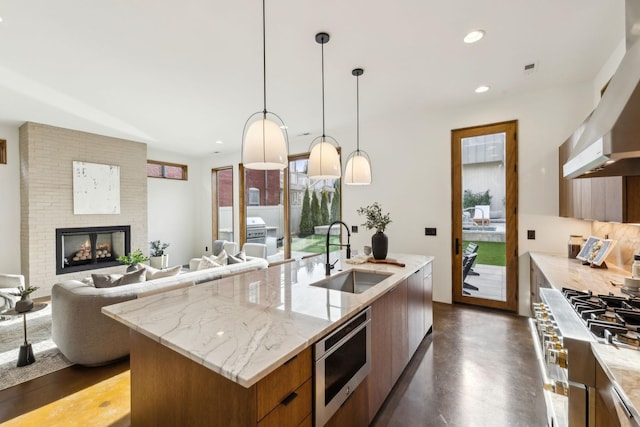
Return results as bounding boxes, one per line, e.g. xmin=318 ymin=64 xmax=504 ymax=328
xmin=563 ymin=0 xmax=640 ymax=179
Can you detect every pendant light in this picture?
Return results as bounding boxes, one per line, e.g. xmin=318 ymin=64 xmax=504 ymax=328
xmin=307 ymin=32 xmax=341 ymax=179
xmin=344 ymin=68 xmax=372 ymax=185
xmin=241 ymin=0 xmax=288 ymax=170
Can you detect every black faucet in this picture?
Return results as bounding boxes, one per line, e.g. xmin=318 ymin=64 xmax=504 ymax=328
xmin=326 ymin=221 xmax=351 ymax=276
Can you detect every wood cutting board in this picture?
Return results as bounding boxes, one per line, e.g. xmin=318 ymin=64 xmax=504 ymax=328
xmin=367 ymin=258 xmax=406 ymax=267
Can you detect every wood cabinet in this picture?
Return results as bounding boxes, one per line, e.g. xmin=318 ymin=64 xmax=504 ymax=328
xmin=130 ymin=330 xmax=312 ymax=427
xmin=595 ymin=358 xmax=639 ymax=427
xmin=529 ymin=256 xmax=550 ymax=315
xmin=559 ymin=140 xmax=640 ymax=222
xmin=325 ymin=377 xmax=370 ymax=427
xmin=366 ymin=261 xmax=434 ymax=424
xmin=390 ymin=279 xmax=409 ymax=384
xmin=367 ymin=292 xmax=392 ymax=422
xmin=408 ymin=268 xmax=425 ymax=356
xmin=366 ymin=280 xmax=408 ymax=424
xmin=424 ymin=262 xmax=433 ymax=334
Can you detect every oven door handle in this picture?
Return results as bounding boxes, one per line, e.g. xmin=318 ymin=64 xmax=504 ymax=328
xmin=316 ymin=319 xmax=371 ymax=362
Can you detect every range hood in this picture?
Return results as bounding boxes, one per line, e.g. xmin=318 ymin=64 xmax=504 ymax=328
xmin=563 ymin=0 xmax=640 ymax=179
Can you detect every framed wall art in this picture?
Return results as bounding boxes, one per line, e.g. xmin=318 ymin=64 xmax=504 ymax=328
xmin=73 ymin=161 xmax=121 ymax=214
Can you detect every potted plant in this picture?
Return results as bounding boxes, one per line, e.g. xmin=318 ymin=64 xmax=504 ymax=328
xmin=117 ymin=249 xmax=149 ymax=272
xmin=10 ymin=285 xmax=39 ymax=313
xmin=149 ymin=240 xmax=170 ymax=269
xmin=357 ymin=202 xmax=392 ymax=260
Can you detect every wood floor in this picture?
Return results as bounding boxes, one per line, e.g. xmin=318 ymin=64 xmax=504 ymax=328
xmin=0 ymin=302 xmax=546 ymax=426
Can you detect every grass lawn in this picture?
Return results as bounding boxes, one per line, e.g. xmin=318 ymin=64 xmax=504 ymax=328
xmin=291 ymin=234 xmax=340 ymax=253
xmin=463 ymin=240 xmax=506 ymax=266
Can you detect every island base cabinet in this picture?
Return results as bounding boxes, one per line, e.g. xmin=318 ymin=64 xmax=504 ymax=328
xmin=130 ymin=330 xmax=311 ymax=427
xmin=325 ymin=377 xmax=370 ymax=427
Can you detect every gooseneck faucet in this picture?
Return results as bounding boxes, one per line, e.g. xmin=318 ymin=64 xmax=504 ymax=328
xmin=326 ymin=220 xmax=351 ymax=276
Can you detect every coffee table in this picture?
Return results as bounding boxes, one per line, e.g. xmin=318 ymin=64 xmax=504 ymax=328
xmin=1 ymin=303 xmax=48 ymax=367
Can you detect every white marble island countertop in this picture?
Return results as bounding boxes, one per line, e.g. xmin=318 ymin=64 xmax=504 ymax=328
xmin=102 ymin=252 xmax=432 ymax=388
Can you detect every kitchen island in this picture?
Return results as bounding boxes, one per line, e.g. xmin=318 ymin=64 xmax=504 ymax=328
xmin=103 ymin=252 xmax=433 ymax=426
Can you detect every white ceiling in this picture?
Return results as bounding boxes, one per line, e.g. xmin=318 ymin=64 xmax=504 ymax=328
xmin=0 ymin=0 xmax=625 ymax=156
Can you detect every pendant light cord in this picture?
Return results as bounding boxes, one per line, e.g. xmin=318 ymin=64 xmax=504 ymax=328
xmin=262 ymin=0 xmax=267 ymax=114
xmin=356 ymin=73 xmax=360 ymax=152
xmin=321 ymin=41 xmax=326 ymax=138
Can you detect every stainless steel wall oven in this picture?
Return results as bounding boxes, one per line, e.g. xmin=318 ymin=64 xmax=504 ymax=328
xmin=315 ymin=306 xmax=371 ymax=426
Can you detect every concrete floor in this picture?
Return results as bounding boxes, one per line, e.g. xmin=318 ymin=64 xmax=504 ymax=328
xmin=372 ymin=302 xmax=547 ymax=427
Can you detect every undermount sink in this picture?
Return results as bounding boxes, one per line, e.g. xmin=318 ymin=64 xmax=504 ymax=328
xmin=310 ymin=270 xmax=392 ymax=294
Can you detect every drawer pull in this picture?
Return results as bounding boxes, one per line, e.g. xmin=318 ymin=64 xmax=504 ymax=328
xmin=284 ymin=354 xmax=298 ymax=365
xmin=613 ymin=387 xmax=633 ymax=419
xmin=281 ymin=391 xmax=298 ymax=406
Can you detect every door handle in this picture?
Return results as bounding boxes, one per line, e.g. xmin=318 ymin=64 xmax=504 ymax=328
xmin=455 ymin=238 xmax=460 ymax=255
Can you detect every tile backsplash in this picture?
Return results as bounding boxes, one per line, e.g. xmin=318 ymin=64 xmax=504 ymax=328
xmin=591 ymin=221 xmax=640 ymax=272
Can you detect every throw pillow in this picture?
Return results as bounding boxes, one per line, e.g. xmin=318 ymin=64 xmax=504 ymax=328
xmin=119 ymin=267 xmax=147 ymax=285
xmin=138 ymin=264 xmax=182 ymax=280
xmin=212 ymin=240 xmax=226 ymax=256
xmin=197 ymin=255 xmax=223 ymax=270
xmin=92 ymin=268 xmax=147 ymax=288
xmin=227 ymin=251 xmax=246 ymax=264
xmin=92 ymin=273 xmax=123 ymax=288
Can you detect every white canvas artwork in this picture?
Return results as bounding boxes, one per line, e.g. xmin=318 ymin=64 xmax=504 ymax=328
xmin=73 ymin=161 xmax=121 ymax=214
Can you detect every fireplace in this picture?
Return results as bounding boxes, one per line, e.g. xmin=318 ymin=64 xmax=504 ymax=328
xmin=56 ymin=226 xmax=130 ymax=275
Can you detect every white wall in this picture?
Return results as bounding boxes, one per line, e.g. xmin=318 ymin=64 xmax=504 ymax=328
xmin=198 ymin=82 xmax=596 ymax=315
xmin=0 ymin=124 xmax=21 ymax=274
xmin=147 ymin=147 xmax=203 ymax=267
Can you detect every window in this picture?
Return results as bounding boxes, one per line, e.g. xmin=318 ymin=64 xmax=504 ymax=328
xmin=147 ymin=160 xmax=188 ymax=180
xmin=0 ymin=139 xmax=6 ymax=164
xmin=212 ymin=167 xmax=234 ymax=242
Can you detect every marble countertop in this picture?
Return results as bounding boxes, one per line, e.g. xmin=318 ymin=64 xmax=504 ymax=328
xmin=529 ymin=252 xmax=639 ymax=420
xmin=529 ymin=251 xmax=631 ymax=296
xmin=591 ymin=343 xmax=640 ymax=422
xmin=102 ymin=252 xmax=432 ymax=388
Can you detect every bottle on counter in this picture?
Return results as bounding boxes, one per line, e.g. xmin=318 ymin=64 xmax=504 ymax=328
xmin=633 ymin=254 xmax=640 ymax=278
xmin=568 ymin=235 xmax=582 ymax=259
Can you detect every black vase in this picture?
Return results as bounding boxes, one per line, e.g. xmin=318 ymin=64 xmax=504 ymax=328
xmin=371 ymin=231 xmax=388 ymax=260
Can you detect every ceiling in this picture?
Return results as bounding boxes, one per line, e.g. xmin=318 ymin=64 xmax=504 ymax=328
xmin=0 ymin=0 xmax=625 ymax=156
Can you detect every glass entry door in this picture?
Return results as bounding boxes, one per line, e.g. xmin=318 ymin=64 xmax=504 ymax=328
xmin=451 ymin=121 xmax=518 ymax=312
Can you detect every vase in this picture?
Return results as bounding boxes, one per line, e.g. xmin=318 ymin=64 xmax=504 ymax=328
xmin=126 ymin=265 xmax=138 ymax=273
xmin=371 ymin=231 xmax=388 ymax=260
xmin=150 ymin=254 xmax=169 ymax=269
xmin=15 ymin=297 xmax=33 ymax=313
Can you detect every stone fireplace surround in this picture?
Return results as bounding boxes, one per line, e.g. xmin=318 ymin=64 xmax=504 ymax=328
xmin=20 ymin=122 xmax=148 ymax=298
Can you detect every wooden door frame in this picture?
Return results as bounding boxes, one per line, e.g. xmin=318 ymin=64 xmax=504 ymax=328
xmin=211 ymin=166 xmax=234 ymax=243
xmin=451 ymin=120 xmax=519 ymax=312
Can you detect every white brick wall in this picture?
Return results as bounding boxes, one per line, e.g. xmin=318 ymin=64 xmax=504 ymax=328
xmin=20 ymin=122 xmax=148 ymax=297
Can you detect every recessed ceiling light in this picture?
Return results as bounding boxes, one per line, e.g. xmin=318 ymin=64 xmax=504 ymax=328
xmin=475 ymin=85 xmax=490 ymax=93
xmin=464 ymin=30 xmax=485 ymax=44
xmin=215 ymin=140 xmax=223 ymax=144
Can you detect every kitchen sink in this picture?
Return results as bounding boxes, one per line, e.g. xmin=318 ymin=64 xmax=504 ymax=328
xmin=310 ymin=270 xmax=392 ymax=294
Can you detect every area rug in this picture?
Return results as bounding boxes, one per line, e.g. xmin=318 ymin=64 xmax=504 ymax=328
xmin=0 ymin=305 xmax=73 ymax=391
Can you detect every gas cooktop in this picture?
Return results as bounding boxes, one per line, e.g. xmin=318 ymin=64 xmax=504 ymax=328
xmin=562 ymin=287 xmax=640 ymax=349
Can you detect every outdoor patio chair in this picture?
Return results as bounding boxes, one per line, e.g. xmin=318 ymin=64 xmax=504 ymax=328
xmin=462 ymin=253 xmax=479 ymax=295
xmin=472 ymin=205 xmax=491 ymax=226
xmin=464 ymin=242 xmax=480 ymax=276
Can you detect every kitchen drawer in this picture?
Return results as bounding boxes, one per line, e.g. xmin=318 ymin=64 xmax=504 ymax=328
xmin=257 ymin=347 xmax=312 ymax=420
xmin=257 ymin=379 xmax=312 ymax=427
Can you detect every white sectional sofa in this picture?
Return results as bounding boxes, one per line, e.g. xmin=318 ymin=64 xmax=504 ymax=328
xmin=51 ymin=255 xmax=268 ymax=366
